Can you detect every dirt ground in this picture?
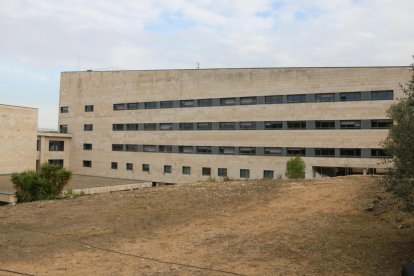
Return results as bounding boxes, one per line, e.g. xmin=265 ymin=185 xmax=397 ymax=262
xmin=1 ymin=176 xmax=413 ymax=275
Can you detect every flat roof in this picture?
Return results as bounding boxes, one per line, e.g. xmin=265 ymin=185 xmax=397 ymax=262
xmin=0 ymin=103 xmax=38 ymax=110
xmin=62 ymin=65 xmax=411 ymax=74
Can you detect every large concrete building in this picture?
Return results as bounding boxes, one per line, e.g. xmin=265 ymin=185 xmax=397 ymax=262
xmin=58 ymin=67 xmax=411 ymax=183
xmin=0 ymin=104 xmax=38 ymax=174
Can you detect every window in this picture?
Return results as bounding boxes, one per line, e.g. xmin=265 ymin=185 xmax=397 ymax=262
xmin=264 ymin=147 xmax=282 ymax=156
xmin=240 ymin=169 xmax=250 ymax=178
xmin=197 ymin=146 xmax=212 ymax=154
xmin=113 ymin=124 xmax=125 ymax=131
xmin=85 ymin=105 xmax=94 ymax=112
xmin=160 ymin=123 xmax=173 ymax=130
xmin=315 ymin=121 xmax=335 ymax=129
xmin=182 ymin=166 xmax=191 ymax=175
xmin=240 ymin=97 xmax=257 ymax=105
xmin=265 ymin=95 xmax=283 ymax=104
xmin=219 ymin=122 xmax=236 ymax=130
xmin=287 ymin=148 xmax=305 ymax=156
xmin=340 ymin=120 xmax=361 ymax=129
xmin=371 ymin=90 xmax=393 ymax=100
xmin=113 ymin=103 xmax=126 ymax=110
xmin=180 ymin=100 xmax=195 ymax=108
xmin=263 ymin=170 xmax=274 ymax=179
xmin=126 ymin=163 xmax=133 ymax=170
xmin=239 ymin=121 xmax=256 ymax=130
xmin=83 ymin=160 xmax=92 ymax=167
xmin=371 ymin=119 xmax=392 ymax=129
xmin=142 ymin=164 xmax=150 ymax=172
xmin=84 ymin=124 xmax=93 ymax=131
xmin=144 ymin=102 xmax=157 ymax=109
xmin=37 ymin=140 xmax=40 ymax=151
xmin=59 ymin=124 xmax=68 ymax=134
xmin=202 ymin=167 xmax=211 ymax=176
xmin=198 ymin=99 xmax=213 ymax=107
xmin=160 ymin=101 xmax=174 ymax=108
xmin=315 ymin=93 xmax=335 ymax=102
xmin=340 ymin=92 xmax=361 ymax=101
xmin=179 ymin=146 xmax=193 ymax=153
xmin=164 ymin=165 xmax=172 ymax=173
xmin=83 ymin=143 xmax=92 ymax=150
xmin=111 ymin=162 xmax=118 ymax=170
xmin=197 ymin=122 xmax=212 ymax=130
xmin=144 ymin=123 xmax=156 ymax=131
xmin=112 ymin=144 xmax=124 ymax=151
xmin=49 ymin=140 xmax=64 ymax=151
xmin=265 ymin=121 xmax=283 ymax=129
xmin=159 ymin=145 xmax=173 ymax=153
xmin=220 ymin=97 xmax=236 ymax=106
xmin=124 ymin=144 xmax=136 ymax=151
xmin=315 ymin=148 xmax=335 ymax=157
xmin=179 ymin=123 xmax=194 ymax=130
xmin=219 ymin=147 xmax=235 ymax=154
xmin=127 ymin=102 xmax=139 ymax=110
xmin=143 ymin=145 xmax=156 ymax=152
xmin=287 ymin=94 xmax=306 ymax=103
xmin=340 ymin=148 xmax=361 ymax=157
xmin=239 ymin=147 xmax=256 ymax=155
xmin=371 ymin=148 xmax=391 ymax=158
xmin=287 ymin=121 xmax=306 ymax=129
xmin=218 ymin=168 xmax=227 ymax=177
xmin=126 ymin=144 xmax=139 ymax=152
xmin=126 ymin=123 xmax=139 ymax=131
xmin=60 ymin=106 xmax=68 ymax=113
xmin=49 ymin=159 xmax=63 ymax=167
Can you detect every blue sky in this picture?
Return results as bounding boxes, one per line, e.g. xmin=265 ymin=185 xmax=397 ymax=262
xmin=1 ymin=0 xmax=413 ymax=129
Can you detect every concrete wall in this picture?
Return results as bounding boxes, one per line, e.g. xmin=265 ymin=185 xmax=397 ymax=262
xmin=58 ymin=67 xmax=412 ymax=182
xmin=37 ymin=132 xmax=72 ymax=169
xmin=0 ymin=104 xmax=38 ymax=174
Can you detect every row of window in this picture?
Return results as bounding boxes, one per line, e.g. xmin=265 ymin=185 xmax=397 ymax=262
xmin=107 ymin=90 xmax=393 ymax=112
xmin=61 ymin=105 xmax=93 ymax=113
xmin=109 ymin=144 xmax=390 ymax=158
xmin=110 ymin=119 xmax=392 ymax=131
xmin=85 ymin=160 xmax=274 ymax=179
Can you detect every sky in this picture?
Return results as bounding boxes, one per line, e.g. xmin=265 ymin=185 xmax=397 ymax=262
xmin=1 ymin=0 xmax=413 ymax=129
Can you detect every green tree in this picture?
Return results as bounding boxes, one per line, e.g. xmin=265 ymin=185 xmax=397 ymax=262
xmin=12 ymin=163 xmax=72 ymax=203
xmin=383 ymin=61 xmax=414 ymax=207
xmin=285 ymin=156 xmax=306 ymax=179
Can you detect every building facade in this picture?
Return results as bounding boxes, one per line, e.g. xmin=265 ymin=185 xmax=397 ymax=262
xmin=58 ymin=67 xmax=411 ymax=183
xmin=36 ymin=132 xmax=72 ymax=169
xmin=0 ymin=104 xmax=38 ymax=174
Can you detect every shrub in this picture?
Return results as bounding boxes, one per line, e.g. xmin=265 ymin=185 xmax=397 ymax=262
xmin=12 ymin=163 xmax=72 ymax=203
xmin=383 ymin=60 xmax=414 ymax=208
xmin=285 ymin=157 xmax=306 ymax=179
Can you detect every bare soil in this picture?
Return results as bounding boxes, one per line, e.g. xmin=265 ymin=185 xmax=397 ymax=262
xmin=0 ymin=176 xmax=413 ymax=275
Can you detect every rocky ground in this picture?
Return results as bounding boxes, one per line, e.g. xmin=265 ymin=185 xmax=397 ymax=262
xmin=0 ymin=176 xmax=413 ymax=275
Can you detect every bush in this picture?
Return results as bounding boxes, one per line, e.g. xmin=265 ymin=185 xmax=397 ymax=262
xmin=383 ymin=60 xmax=414 ymax=208
xmin=12 ymin=163 xmax=72 ymax=203
xmin=285 ymin=157 xmax=306 ymax=179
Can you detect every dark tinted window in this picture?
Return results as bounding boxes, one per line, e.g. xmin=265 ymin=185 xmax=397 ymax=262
xmin=59 ymin=125 xmax=68 ymax=133
xmin=144 ymin=123 xmax=156 ymax=130
xmin=160 ymin=123 xmax=173 ymax=130
xmin=202 ymin=167 xmax=211 ymax=176
xmin=219 ymin=147 xmax=235 ymax=154
xmin=126 ymin=163 xmax=133 ymax=170
xmin=340 ymin=148 xmax=361 ymax=157
xmin=340 ymin=120 xmax=361 ymax=129
xmin=180 ymin=100 xmax=195 ymax=107
xmin=197 ymin=122 xmax=212 ymax=130
xmin=83 ymin=160 xmax=92 ymax=167
xmin=263 ymin=170 xmax=274 ymax=179
xmin=287 ymin=121 xmax=306 ymax=129
xmin=287 ymin=148 xmax=305 ymax=156
xmin=240 ymin=97 xmax=257 ymax=105
xmin=111 ymin=162 xmax=118 ymax=169
xmin=315 ymin=93 xmax=335 ymax=102
xmin=239 ymin=121 xmax=256 ymax=130
xmin=143 ymin=145 xmax=156 ymax=152
xmin=219 ymin=122 xmax=236 ymax=130
xmin=287 ymin=94 xmax=306 ymax=103
xmin=179 ymin=146 xmax=193 ymax=153
xmin=113 ymin=124 xmax=125 ymax=131
xmin=315 ymin=121 xmax=335 ymax=129
xmin=340 ymin=92 xmax=361 ymax=101
xmin=315 ymin=148 xmax=335 ymax=157
xmin=371 ymin=148 xmax=391 ymax=158
xmin=60 ymin=106 xmax=68 ymax=113
xmin=85 ymin=105 xmax=94 ymax=112
xmin=112 ymin=144 xmax=124 ymax=151
xmin=160 ymin=101 xmax=174 ymax=108
xmin=371 ymin=119 xmax=392 ymax=129
xmin=164 ymin=165 xmax=172 ymax=173
xmin=218 ymin=168 xmax=227 ymax=177
xmin=198 ymin=99 xmax=213 ymax=107
xmin=220 ymin=98 xmax=236 ymax=106
xmin=127 ymin=103 xmax=139 ymax=110
xmin=126 ymin=144 xmax=139 ymax=152
xmin=144 ymin=102 xmax=157 ymax=109
xmin=142 ymin=164 xmax=150 ymax=172
xmin=239 ymin=147 xmax=256 ymax=155
xmin=83 ymin=143 xmax=92 ymax=150
xmin=197 ymin=146 xmax=212 ymax=154
xmin=84 ymin=124 xmax=93 ymax=131
xmin=240 ymin=169 xmax=250 ymax=178
xmin=126 ymin=123 xmax=139 ymax=131
xmin=113 ymin=103 xmax=126 ymax=110
xmin=179 ymin=123 xmax=194 ymax=130
xmin=264 ymin=147 xmax=282 ymax=155
xmin=264 ymin=121 xmax=283 ymax=129
xmin=49 ymin=140 xmax=64 ymax=151
xmin=159 ymin=145 xmax=173 ymax=153
xmin=371 ymin=90 xmax=393 ymax=100
xmin=265 ymin=96 xmax=283 ymax=104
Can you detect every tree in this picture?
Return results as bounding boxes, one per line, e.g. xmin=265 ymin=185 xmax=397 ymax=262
xmin=383 ymin=61 xmax=414 ymax=207
xmin=285 ymin=156 xmax=306 ymax=179
xmin=11 ymin=163 xmax=72 ymax=203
